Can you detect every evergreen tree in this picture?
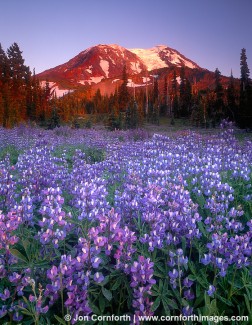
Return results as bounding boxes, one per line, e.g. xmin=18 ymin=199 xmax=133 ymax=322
xmin=7 ymin=42 xmax=29 ymax=124
xmin=39 ymin=80 xmax=52 ymax=123
xmin=125 ymin=105 xmax=131 ymax=129
xmin=108 ymin=106 xmax=122 ymax=130
xmin=171 ymin=70 xmax=179 ymax=118
xmin=238 ymin=48 xmax=252 ymax=128
xmin=118 ymin=65 xmax=130 ymax=111
xmin=213 ymin=68 xmax=224 ymax=124
xmin=185 ymin=79 xmax=192 ymax=116
xmin=227 ymin=70 xmax=237 ymax=121
xmin=152 ymin=76 xmax=159 ymax=103
xmin=25 ymin=66 xmax=34 ymax=120
xmin=93 ymin=88 xmax=102 ymax=114
xmin=0 ymin=44 xmax=11 ymax=127
xmin=179 ymin=66 xmax=186 ymax=116
xmin=109 ymin=88 xmax=119 ymax=114
xmin=85 ymin=100 xmax=94 ymax=114
xmin=240 ymin=48 xmax=250 ymax=90
xmin=48 ymin=106 xmax=60 ymax=129
xmin=0 ymin=43 xmax=10 ymax=83
xmin=179 ymin=66 xmax=192 ymax=117
xmin=160 ymin=76 xmax=169 ymax=116
xmin=32 ymin=69 xmax=42 ymax=121
xmin=191 ymin=94 xmax=205 ymax=127
xmin=0 ymin=43 xmax=51 ymax=127
xmin=131 ymin=100 xmax=139 ymax=128
xmin=152 ymin=100 xmax=160 ymax=125
xmin=7 ymin=43 xmax=27 ymax=90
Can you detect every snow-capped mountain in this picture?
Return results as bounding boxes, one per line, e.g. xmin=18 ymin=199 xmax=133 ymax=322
xmin=130 ymin=45 xmax=199 ymax=71
xmin=38 ymin=44 xmax=146 ymax=84
xmin=37 ymin=43 xmax=201 ymax=96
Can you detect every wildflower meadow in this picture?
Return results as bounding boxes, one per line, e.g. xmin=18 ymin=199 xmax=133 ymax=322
xmin=0 ymin=121 xmax=251 ymax=324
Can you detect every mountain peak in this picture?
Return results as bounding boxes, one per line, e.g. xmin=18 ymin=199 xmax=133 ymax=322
xmin=153 ymin=44 xmax=168 ymax=50
xmin=129 ymin=45 xmax=199 ymax=71
xmin=37 ymin=43 xmax=201 ymax=96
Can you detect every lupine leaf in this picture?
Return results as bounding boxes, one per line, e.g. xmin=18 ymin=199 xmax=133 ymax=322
xmin=162 ymin=296 xmax=178 ymax=310
xmin=54 ymin=315 xmax=67 ymax=325
xmin=111 ymin=277 xmax=122 ymax=291
xmin=99 ymin=295 xmax=105 ymax=313
xmin=216 ymin=294 xmax=234 ymax=306
xmin=151 ymin=297 xmax=161 ymax=312
xmin=9 ymin=249 xmax=28 ymax=262
xmin=102 ymin=287 xmax=112 ymax=301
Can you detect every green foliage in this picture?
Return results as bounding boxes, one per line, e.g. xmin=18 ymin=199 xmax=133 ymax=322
xmin=9 ymin=229 xmax=52 ymax=271
xmin=118 ymin=65 xmax=130 ymax=111
xmin=0 ymin=42 xmax=47 ymax=127
xmin=107 ymin=110 xmax=123 ymax=130
xmin=84 ymin=147 xmax=106 ymax=164
xmin=47 ymin=107 xmax=61 ymax=129
xmin=84 ymin=120 xmax=92 ymax=128
xmin=238 ymin=48 xmax=252 ymax=129
xmin=53 ymin=144 xmax=106 ymax=169
xmin=227 ymin=71 xmax=237 ymax=121
xmin=107 ymin=104 xmax=142 ymax=130
xmin=1 ymin=118 xmax=252 ymax=324
xmin=0 ymin=145 xmax=21 ymax=165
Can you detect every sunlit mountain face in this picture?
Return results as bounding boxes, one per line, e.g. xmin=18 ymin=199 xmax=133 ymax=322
xmin=37 ymin=43 xmax=232 ymax=97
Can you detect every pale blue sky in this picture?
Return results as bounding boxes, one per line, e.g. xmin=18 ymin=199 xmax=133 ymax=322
xmin=0 ymin=0 xmax=251 ymax=77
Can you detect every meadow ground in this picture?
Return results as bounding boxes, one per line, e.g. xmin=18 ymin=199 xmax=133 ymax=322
xmin=0 ymin=120 xmax=251 ymax=324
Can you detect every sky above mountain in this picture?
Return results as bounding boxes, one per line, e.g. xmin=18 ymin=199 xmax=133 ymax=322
xmin=1 ymin=0 xmax=251 ymax=78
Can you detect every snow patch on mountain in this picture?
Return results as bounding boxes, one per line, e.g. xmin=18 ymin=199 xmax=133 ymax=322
xmin=78 ymin=76 xmax=105 ymax=85
xmin=89 ymin=76 xmax=104 ymax=83
xmin=127 ymin=79 xmax=146 ymax=87
xmin=109 ymin=44 xmax=126 ymax=57
xmin=40 ymin=81 xmax=73 ymax=97
xmin=130 ymin=47 xmax=167 ymax=71
xmin=100 ymin=60 xmax=109 ymax=77
xmin=86 ymin=65 xmax=93 ymax=74
xmin=78 ymin=80 xmax=86 ymax=85
xmin=109 ymin=56 xmax=116 ymax=65
xmin=142 ymin=77 xmax=151 ymax=83
xmin=163 ymin=48 xmax=196 ymax=68
xmin=130 ymin=61 xmax=142 ymax=73
xmin=129 ymin=45 xmax=198 ymax=71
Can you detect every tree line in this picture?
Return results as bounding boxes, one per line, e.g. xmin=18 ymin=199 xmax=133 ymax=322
xmin=0 ymin=43 xmax=54 ymax=128
xmin=0 ymin=43 xmax=251 ymax=129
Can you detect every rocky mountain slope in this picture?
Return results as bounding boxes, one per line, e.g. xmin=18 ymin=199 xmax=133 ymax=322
xmin=37 ymin=44 xmax=203 ymax=96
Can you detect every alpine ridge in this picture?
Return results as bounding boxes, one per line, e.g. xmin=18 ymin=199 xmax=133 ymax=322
xmin=37 ymin=43 xmax=202 ymax=96
xmin=130 ymin=45 xmax=200 ymax=71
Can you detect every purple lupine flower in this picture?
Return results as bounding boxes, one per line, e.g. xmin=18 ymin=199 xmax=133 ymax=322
xmin=91 ymin=257 xmax=102 ymax=268
xmin=182 ymin=305 xmax=193 ymax=316
xmin=9 ymin=272 xmax=22 ymax=283
xmin=184 ymin=289 xmax=195 ymax=300
xmin=0 ymin=289 xmax=10 ymax=301
xmin=169 ymin=268 xmax=179 ymax=279
xmin=128 ymin=256 xmax=156 ymax=319
xmin=207 ymin=285 xmax=216 ymax=297
xmin=201 ymin=253 xmax=212 ymax=265
xmin=0 ymin=305 xmax=8 ymax=318
xmin=37 ymin=187 xmax=72 ymax=248
xmin=93 ymin=272 xmax=104 ymax=283
xmin=29 ymin=294 xmax=36 ymax=302
xmin=183 ymin=277 xmax=194 ymax=288
xmin=12 ymin=310 xmax=23 ymax=322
